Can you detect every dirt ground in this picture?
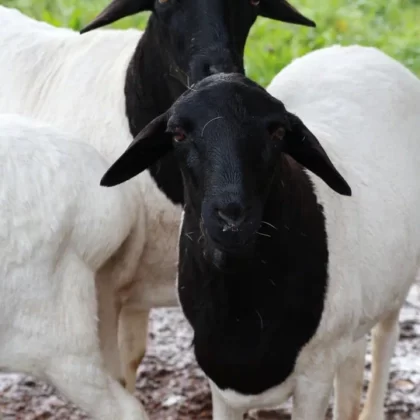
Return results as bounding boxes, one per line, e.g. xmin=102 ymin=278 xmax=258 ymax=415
xmin=1 ymin=285 xmax=419 ymax=420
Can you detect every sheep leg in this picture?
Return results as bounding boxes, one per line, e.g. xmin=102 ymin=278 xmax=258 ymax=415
xmin=96 ymin=275 xmax=124 ymax=385
xmin=210 ymin=382 xmax=244 ymax=420
xmin=45 ymin=259 xmax=149 ymax=419
xmin=333 ymin=337 xmax=366 ymax=420
xmin=359 ymin=310 xmax=400 ymax=420
xmin=118 ymin=306 xmax=150 ymax=393
xmin=0 ymin=256 xmax=149 ymax=420
xmin=47 ymin=354 xmax=149 ymax=420
xmin=292 ymin=369 xmax=334 ymax=420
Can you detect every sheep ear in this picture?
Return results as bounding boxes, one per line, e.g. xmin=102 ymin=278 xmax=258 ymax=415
xmin=259 ymin=0 xmax=316 ymax=27
xmin=283 ymin=112 xmax=351 ymax=196
xmin=100 ymin=112 xmax=171 ymax=187
xmin=80 ymin=0 xmax=151 ymax=33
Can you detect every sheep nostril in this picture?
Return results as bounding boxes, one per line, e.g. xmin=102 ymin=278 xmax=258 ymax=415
xmin=217 ymin=209 xmax=245 ymax=228
xmin=209 ymin=64 xmax=239 ymax=75
xmin=209 ymin=65 xmax=220 ymax=75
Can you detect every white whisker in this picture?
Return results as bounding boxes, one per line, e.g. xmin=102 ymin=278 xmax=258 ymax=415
xmin=184 ymin=232 xmax=193 ymax=241
xmin=256 ymin=310 xmax=264 ymax=330
xmin=202 ymin=116 xmax=223 ymax=136
xmin=261 ymin=220 xmax=278 ymax=230
xmin=257 ymin=231 xmax=271 ymax=238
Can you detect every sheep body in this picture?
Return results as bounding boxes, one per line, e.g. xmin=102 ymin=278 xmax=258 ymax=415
xmin=99 ymin=45 xmax=420 ymax=418
xmin=98 ymin=45 xmax=420 ymax=419
xmin=206 ymin=45 xmax=420 ymax=419
xmin=0 ymin=6 xmax=181 ymax=390
xmin=0 ymin=114 xmax=148 ymax=419
xmin=268 ymin=44 xmax=420 ymax=343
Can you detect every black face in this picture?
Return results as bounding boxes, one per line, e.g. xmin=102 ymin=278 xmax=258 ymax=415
xmin=80 ymin=0 xmax=315 ymax=84
xmin=100 ymin=73 xmax=352 ymax=259
xmin=166 ymin=77 xmax=288 ymax=254
xmin=150 ymin=0 xmax=255 ymax=84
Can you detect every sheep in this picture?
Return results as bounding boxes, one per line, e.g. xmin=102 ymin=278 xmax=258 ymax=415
xmin=0 ymin=0 xmax=315 ymax=392
xmin=98 ymin=45 xmax=420 ymax=420
xmin=0 ymin=113 xmax=152 ymax=420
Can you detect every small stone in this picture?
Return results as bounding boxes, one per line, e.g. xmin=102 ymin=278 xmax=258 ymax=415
xmin=394 ymin=379 xmax=415 ymax=391
xmin=162 ymin=394 xmax=184 ymax=407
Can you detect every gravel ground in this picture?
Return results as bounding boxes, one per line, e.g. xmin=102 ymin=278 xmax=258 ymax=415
xmin=1 ymin=285 xmax=419 ymax=420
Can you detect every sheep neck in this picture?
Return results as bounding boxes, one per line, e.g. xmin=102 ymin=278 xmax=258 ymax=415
xmin=177 ymin=156 xmax=330 ymax=395
xmin=124 ymin=16 xmax=186 ymax=206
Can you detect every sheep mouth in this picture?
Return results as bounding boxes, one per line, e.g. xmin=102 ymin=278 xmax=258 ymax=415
xmin=204 ymin=231 xmax=255 ymax=258
xmin=199 ymin=221 xmax=255 ymax=271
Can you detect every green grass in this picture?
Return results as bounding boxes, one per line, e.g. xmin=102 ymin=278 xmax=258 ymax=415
xmin=4 ymin=0 xmax=420 ymax=86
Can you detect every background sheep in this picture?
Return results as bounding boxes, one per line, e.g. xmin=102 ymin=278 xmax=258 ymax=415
xmin=0 ymin=0 xmax=315 ymax=392
xmin=99 ymin=45 xmax=420 ymax=419
xmin=0 ymin=114 xmax=151 ymax=419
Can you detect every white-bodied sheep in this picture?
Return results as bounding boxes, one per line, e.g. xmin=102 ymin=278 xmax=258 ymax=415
xmin=0 ymin=114 xmax=149 ymax=420
xmin=0 ymin=1 xmax=315 ymax=391
xmin=99 ymin=45 xmax=420 ymax=419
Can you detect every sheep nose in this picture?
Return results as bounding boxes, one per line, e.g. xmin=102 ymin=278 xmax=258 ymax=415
xmin=209 ymin=64 xmax=240 ymax=75
xmin=191 ymin=62 xmax=238 ymax=83
xmin=216 ymin=203 xmax=246 ymax=229
xmin=190 ymin=49 xmax=242 ymax=83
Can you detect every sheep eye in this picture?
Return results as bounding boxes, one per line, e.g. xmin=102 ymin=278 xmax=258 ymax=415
xmin=271 ymin=126 xmax=285 ymax=141
xmin=173 ymin=128 xmax=186 ymax=143
xmin=158 ymin=0 xmax=169 ymax=4
xmin=250 ymin=0 xmax=260 ymax=6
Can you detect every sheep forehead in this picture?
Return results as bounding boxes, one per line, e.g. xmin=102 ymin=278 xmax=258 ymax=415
xmin=172 ymin=76 xmax=272 ymax=125
xmin=170 ymin=96 xmax=245 ymax=137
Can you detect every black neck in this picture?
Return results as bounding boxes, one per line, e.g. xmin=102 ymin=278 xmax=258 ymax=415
xmin=124 ymin=16 xmax=186 ymax=205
